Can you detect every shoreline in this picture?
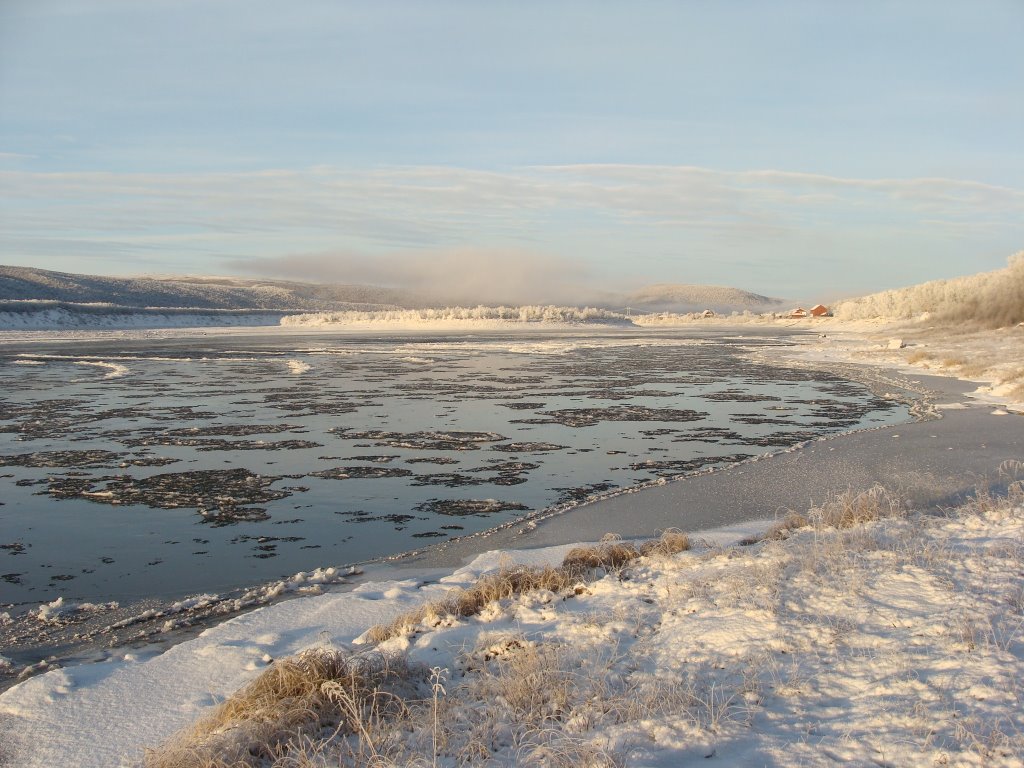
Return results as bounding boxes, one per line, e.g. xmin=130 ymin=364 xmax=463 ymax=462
xmin=0 ymin=325 xmax=1014 ymax=667
xmin=383 ymin=357 xmax=1018 ymax=574
xmin=0 ymin=324 xmax=908 ymax=685
xmin=1 ymin=324 xmax=1021 ymax=766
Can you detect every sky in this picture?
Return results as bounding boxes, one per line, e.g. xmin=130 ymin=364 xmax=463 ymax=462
xmin=1 ymin=0 xmax=1022 ymax=302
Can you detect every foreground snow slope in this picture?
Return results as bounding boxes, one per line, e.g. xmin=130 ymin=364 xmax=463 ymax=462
xmin=3 ymin=489 xmax=1022 ymax=766
xmin=350 ymin=495 xmax=1024 ymax=768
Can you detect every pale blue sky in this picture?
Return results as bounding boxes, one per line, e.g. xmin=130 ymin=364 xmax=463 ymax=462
xmin=1 ymin=0 xmax=1022 ymax=300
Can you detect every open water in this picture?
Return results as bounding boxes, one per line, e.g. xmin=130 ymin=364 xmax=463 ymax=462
xmin=0 ymin=328 xmax=907 ymax=615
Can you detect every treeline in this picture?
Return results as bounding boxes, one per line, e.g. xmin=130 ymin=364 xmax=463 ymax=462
xmin=281 ymin=305 xmax=630 ymax=325
xmin=834 ymin=252 xmax=1024 ymax=328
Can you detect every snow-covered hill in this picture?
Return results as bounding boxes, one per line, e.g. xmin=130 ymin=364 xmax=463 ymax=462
xmin=0 ymin=266 xmax=415 ymax=312
xmin=0 ymin=265 xmax=788 ymax=329
xmin=0 ymin=303 xmax=291 ymax=330
xmin=623 ymin=283 xmax=783 ymax=313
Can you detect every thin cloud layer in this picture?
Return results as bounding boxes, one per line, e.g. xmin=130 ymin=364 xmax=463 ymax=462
xmin=2 ymin=164 xmax=1021 ymax=296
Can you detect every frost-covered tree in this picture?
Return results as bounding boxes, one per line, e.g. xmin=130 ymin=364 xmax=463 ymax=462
xmin=833 ymin=252 xmax=1024 ymax=328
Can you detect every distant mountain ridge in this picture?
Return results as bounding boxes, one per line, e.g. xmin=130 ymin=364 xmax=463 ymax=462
xmin=0 ymin=265 xmax=786 ymax=329
xmin=1 ymin=265 xmax=784 ymax=314
xmin=0 ymin=265 xmax=415 ymax=311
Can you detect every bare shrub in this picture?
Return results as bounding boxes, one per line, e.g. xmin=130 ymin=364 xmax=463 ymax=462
xmin=812 ymin=485 xmax=903 ymax=529
xmin=144 ymin=649 xmax=420 ymax=768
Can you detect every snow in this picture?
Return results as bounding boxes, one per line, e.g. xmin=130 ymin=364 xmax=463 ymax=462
xmin=1 ymin=271 xmax=1022 ymax=764
xmin=74 ymin=360 xmax=131 ymax=379
xmin=794 ymin=318 xmax=1024 ymax=412
xmin=280 ymin=304 xmax=632 ymax=328
xmin=0 ymin=308 xmax=288 ymax=330
xmin=3 ymin=502 xmax=1020 ymax=766
xmin=0 ymin=542 xmax=574 ymax=766
xmin=33 ymin=598 xmax=120 ymax=625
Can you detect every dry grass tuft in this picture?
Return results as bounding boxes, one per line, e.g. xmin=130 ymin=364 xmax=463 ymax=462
xmin=762 ymin=511 xmax=810 ymax=542
xmin=364 ymin=565 xmax=578 ymax=646
xmin=564 ymin=529 xmax=690 ymax=573
xmin=367 ymin=530 xmax=690 ymax=646
xmin=150 ymin=530 xmax=691 ymax=765
xmin=562 ymin=538 xmax=641 ymax=575
xmin=813 ymin=485 xmax=903 ymax=529
xmin=640 ymin=528 xmax=691 ymax=557
xmin=144 ymin=648 xmax=419 ymax=768
xmin=742 ymin=486 xmax=902 ymax=546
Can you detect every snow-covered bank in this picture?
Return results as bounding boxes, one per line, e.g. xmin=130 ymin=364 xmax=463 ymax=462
xmin=4 ymin=483 xmax=1021 ymax=767
xmin=794 ymin=318 xmax=1024 ymax=413
xmin=280 ymin=305 xmax=632 ymax=328
xmin=786 ymin=251 xmax=1024 ymax=411
xmin=0 ymin=311 xmax=1015 ymax=765
xmin=0 ymin=303 xmax=629 ymax=332
xmin=0 ymin=305 xmax=289 ymax=330
xmin=832 ymin=251 xmax=1024 ymax=328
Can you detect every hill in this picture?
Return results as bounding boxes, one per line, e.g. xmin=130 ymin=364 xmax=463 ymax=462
xmin=623 ymin=283 xmax=783 ymax=313
xmin=0 ymin=265 xmax=786 ymax=329
xmin=0 ymin=266 xmax=415 ymax=311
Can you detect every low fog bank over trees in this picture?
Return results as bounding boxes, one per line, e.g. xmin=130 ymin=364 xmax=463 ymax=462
xmin=834 ymin=253 xmax=1024 ymax=328
xmin=282 ymin=305 xmax=630 ymax=325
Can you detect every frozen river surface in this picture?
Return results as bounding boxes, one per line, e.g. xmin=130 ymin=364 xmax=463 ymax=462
xmin=0 ymin=328 xmax=904 ymax=654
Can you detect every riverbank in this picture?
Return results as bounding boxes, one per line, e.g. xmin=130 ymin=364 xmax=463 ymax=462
xmin=151 ymin=480 xmax=1024 ymax=768
xmin=0 ymin=323 xmax=1021 ymax=766
xmin=4 ymin=462 xmax=1020 ymax=766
